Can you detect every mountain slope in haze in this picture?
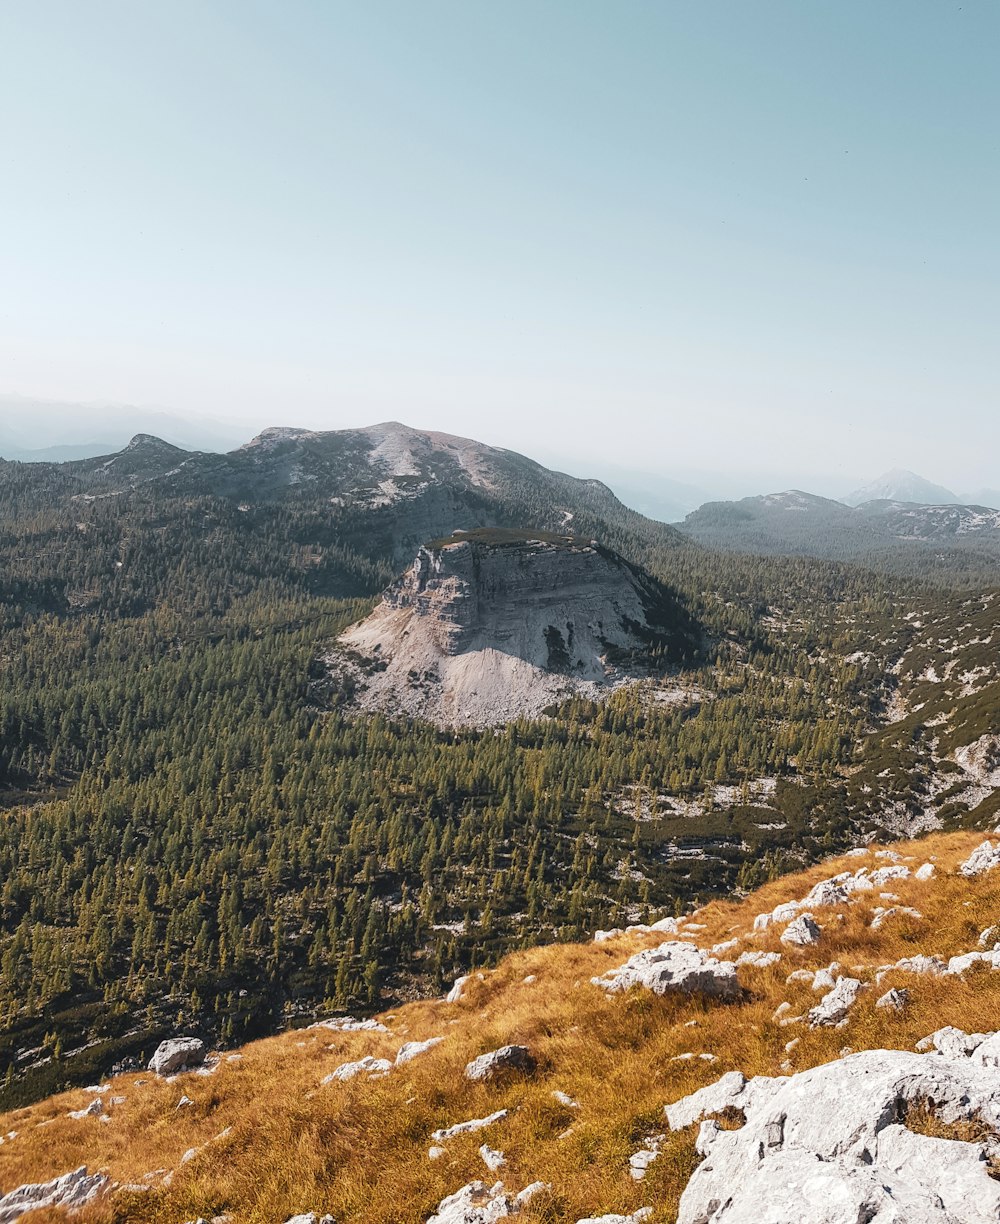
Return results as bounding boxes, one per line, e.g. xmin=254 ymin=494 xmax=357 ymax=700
xmin=3 ymin=828 xmax=1000 ymax=1223
xmin=0 ymin=396 xmax=248 ymax=458
xmin=677 ymin=487 xmax=1000 ymax=581
xmin=333 ymin=529 xmax=702 ymax=726
xmin=843 ymin=468 xmax=958 ymax=507
xmin=5 ymin=421 xmax=684 ymax=571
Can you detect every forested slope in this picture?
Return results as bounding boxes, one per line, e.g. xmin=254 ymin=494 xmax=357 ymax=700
xmin=0 ymin=430 xmax=997 ymax=1110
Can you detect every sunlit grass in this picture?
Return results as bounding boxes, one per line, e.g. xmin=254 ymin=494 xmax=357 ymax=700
xmin=1 ymin=829 xmax=998 ymax=1223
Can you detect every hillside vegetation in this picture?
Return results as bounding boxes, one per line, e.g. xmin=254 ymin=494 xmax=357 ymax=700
xmin=1 ymin=828 xmax=999 ymax=1222
xmin=1 ymin=429 xmax=999 ymax=1111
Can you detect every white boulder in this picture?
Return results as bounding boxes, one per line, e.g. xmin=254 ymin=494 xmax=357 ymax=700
xmin=870 ymin=864 xmax=911 ymax=885
xmin=425 ymin=1181 xmax=514 ymax=1224
xmin=736 ymin=950 xmax=781 ymax=968
xmin=425 ymin=1180 xmax=547 ymax=1224
xmin=479 ymin=1144 xmax=506 ymax=1171
xmin=576 ymin=1210 xmax=651 ymax=1224
xmin=396 ymin=1037 xmax=444 ymax=1065
xmin=916 ymin=1026 xmax=991 ymax=1058
xmin=808 ymin=977 xmax=865 ymax=1027
xmin=979 ymin=925 xmax=1000 ymax=948
xmin=960 ymin=840 xmax=1000 ymax=877
xmin=464 ymin=1045 xmax=535 ymax=1082
xmin=875 ymin=988 xmax=909 ymax=1011
xmin=947 ymin=949 xmax=1000 ymax=975
xmin=322 ymin=1055 xmax=392 ymax=1083
xmin=148 ymin=1037 xmax=205 ymax=1076
xmin=68 ymin=1096 xmax=103 ymax=1120
xmin=811 ymin=963 xmax=841 ymax=992
xmin=432 ymin=1109 xmax=509 ymax=1143
xmin=310 ymin=1016 xmax=389 ymax=1033
xmin=870 ymin=905 xmax=922 ymax=930
xmin=591 ymin=941 xmax=739 ymax=1000
xmin=781 ymin=914 xmax=821 ymax=946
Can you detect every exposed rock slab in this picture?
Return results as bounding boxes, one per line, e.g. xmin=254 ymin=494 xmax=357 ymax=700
xmin=591 ymin=942 xmax=739 ymax=1000
xmin=673 ymin=1048 xmax=1000 ymax=1223
xmin=0 ymin=1166 xmax=108 ymax=1223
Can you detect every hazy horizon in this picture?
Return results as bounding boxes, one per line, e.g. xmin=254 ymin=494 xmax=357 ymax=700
xmin=2 ymin=2 xmax=997 ymax=490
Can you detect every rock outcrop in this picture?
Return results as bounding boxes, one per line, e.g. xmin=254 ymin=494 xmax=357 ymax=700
xmin=960 ymin=839 xmax=1000 ymax=877
xmin=0 ymin=1166 xmax=107 ymax=1222
xmin=671 ymin=1046 xmax=1000 ymax=1223
xmin=148 ymin=1037 xmax=206 ymax=1077
xmin=592 ymin=942 xmax=740 ymax=1000
xmin=425 ymin=1179 xmax=547 ymax=1224
xmin=333 ymin=531 xmax=699 ymax=726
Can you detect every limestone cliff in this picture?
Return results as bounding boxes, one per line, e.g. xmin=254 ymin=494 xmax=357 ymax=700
xmin=332 ymin=529 xmax=700 ymax=726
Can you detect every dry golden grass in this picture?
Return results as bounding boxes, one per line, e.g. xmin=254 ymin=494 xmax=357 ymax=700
xmin=2 ymin=829 xmax=999 ymax=1223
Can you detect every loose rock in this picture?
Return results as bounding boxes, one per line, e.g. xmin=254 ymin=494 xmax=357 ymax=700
xmin=464 ymin=1046 xmax=535 ymax=1082
xmin=960 ymin=840 xmax=1000 ymax=877
xmin=432 ymin=1109 xmax=509 ymax=1143
xmin=322 ymin=1055 xmax=392 ymax=1083
xmin=396 ymin=1037 xmax=445 ymax=1065
xmin=808 ymin=977 xmax=866 ymax=1027
xmin=876 ymin=988 xmax=909 ymax=1011
xmin=781 ymin=913 xmax=821 ymax=946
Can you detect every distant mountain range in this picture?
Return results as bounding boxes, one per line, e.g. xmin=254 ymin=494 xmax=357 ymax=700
xmin=678 ymin=485 xmax=1000 ymax=577
xmin=0 ymin=396 xmax=248 ymax=460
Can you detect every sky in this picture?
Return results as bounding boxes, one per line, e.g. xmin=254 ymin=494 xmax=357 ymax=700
xmin=1 ymin=1 xmax=997 ymax=492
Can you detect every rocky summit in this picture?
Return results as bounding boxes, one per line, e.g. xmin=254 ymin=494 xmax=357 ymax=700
xmin=332 ymin=529 xmax=700 ymax=726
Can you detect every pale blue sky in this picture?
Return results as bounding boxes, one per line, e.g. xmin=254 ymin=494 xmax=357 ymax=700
xmin=1 ymin=1 xmax=997 ymax=487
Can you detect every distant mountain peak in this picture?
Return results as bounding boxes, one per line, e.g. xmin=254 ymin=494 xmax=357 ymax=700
xmin=844 ymin=469 xmax=958 ymax=508
xmin=124 ymin=433 xmax=186 ymax=453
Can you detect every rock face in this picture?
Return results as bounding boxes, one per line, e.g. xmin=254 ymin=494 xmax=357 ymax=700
xmin=148 ymin=1036 xmax=205 ymax=1076
xmin=0 ymin=1166 xmax=108 ymax=1222
xmin=333 ymin=531 xmax=699 ymax=726
xmin=592 ymin=942 xmax=740 ymax=1001
xmin=672 ymin=1047 xmax=1000 ymax=1223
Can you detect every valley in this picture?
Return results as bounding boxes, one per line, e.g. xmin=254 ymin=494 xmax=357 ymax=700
xmin=1 ymin=425 xmax=999 ymax=1126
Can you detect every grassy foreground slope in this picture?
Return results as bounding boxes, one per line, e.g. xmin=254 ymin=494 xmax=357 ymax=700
xmin=2 ymin=829 xmax=1000 ymax=1223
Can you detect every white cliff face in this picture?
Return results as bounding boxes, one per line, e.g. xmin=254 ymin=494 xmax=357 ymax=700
xmin=334 ymin=533 xmax=695 ymax=727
